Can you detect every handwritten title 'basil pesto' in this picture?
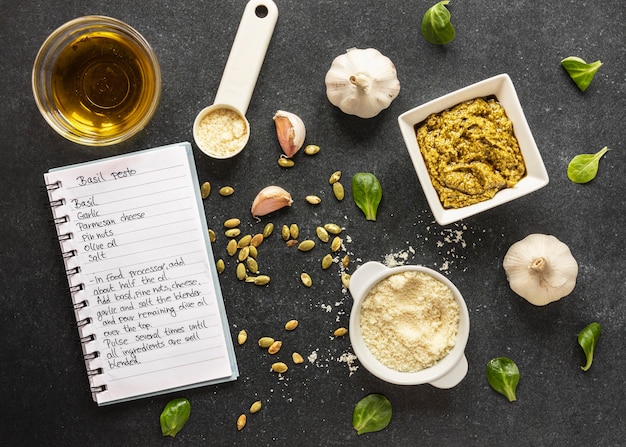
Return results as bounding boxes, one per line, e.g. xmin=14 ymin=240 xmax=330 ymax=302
xmin=76 ymin=167 xmax=138 ymax=186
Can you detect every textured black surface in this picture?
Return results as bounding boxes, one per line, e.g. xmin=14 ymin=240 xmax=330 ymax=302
xmin=1 ymin=1 xmax=625 ymax=445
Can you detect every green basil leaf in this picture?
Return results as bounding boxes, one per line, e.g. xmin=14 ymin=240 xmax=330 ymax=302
xmin=486 ymin=357 xmax=519 ymax=402
xmin=561 ymin=56 xmax=603 ymax=92
xmin=567 ymin=146 xmax=609 ymax=184
xmin=352 ymin=394 xmax=392 ymax=435
xmin=421 ymin=1 xmax=455 ymax=45
xmin=578 ymin=322 xmax=601 ymax=371
xmin=160 ymin=398 xmax=191 ymax=437
xmin=351 ymin=172 xmax=382 ymax=221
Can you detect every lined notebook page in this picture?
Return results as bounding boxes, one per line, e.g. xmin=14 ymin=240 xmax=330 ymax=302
xmin=44 ymin=142 xmax=237 ymax=405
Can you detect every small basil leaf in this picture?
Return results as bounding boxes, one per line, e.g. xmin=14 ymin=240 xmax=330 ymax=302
xmin=160 ymin=398 xmax=191 ymax=437
xmin=352 ymin=394 xmax=392 ymax=435
xmin=351 ymin=172 xmax=382 ymax=221
xmin=578 ymin=322 xmax=601 ymax=371
xmin=421 ymin=1 xmax=455 ymax=45
xmin=561 ymin=56 xmax=603 ymax=92
xmin=486 ymin=357 xmax=519 ymax=402
xmin=567 ymin=146 xmax=609 ymax=184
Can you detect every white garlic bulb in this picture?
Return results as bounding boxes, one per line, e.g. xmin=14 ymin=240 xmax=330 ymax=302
xmin=502 ymin=234 xmax=578 ymax=306
xmin=325 ymin=48 xmax=401 ymax=118
xmin=273 ymin=110 xmax=306 ymax=158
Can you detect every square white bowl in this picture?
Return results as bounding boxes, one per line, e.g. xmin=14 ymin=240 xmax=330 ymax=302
xmin=398 ymin=73 xmax=549 ymax=226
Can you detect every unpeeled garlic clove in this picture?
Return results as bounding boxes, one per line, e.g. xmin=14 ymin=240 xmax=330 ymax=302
xmin=273 ymin=110 xmax=306 ymax=158
xmin=251 ymin=185 xmax=293 ymax=218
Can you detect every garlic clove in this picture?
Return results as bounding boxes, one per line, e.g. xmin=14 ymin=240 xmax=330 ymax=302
xmin=251 ymin=185 xmax=293 ymax=218
xmin=273 ymin=110 xmax=306 ymax=158
xmin=503 ymin=233 xmax=578 ymax=306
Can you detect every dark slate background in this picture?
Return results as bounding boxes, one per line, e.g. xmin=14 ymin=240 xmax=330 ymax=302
xmin=1 ymin=1 xmax=624 ymax=445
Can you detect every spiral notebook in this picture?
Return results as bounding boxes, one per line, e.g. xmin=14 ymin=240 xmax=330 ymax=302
xmin=44 ymin=142 xmax=238 ymax=406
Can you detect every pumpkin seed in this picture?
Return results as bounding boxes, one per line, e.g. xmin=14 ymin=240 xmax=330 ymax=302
xmin=237 ymin=330 xmax=247 ymax=345
xmin=249 ymin=401 xmax=262 ymax=414
xmin=342 ymin=255 xmax=350 ymax=268
xmin=304 ymin=144 xmax=320 ymax=155
xmin=271 ymin=362 xmax=289 ymax=373
xmin=253 ymin=275 xmax=271 ymax=286
xmin=341 ymin=272 xmax=351 ymax=288
xmin=236 ymin=263 xmax=247 ymax=281
xmin=219 ymin=186 xmax=234 ymax=196
xmin=281 ymin=225 xmax=290 ymax=240
xmin=324 ymin=223 xmax=342 ymax=235
xmin=238 ymin=246 xmax=250 ymax=262
xmin=258 ymin=337 xmax=274 ymax=348
xmin=289 ymin=224 xmax=299 ymax=239
xmin=292 ymin=352 xmax=304 ymax=364
xmin=246 ymin=257 xmax=259 ymax=274
xmin=321 ymin=254 xmax=333 ymax=270
xmin=332 ymin=182 xmax=345 ymax=201
xmin=334 ymin=327 xmax=348 ymax=337
xmin=285 ymin=319 xmax=299 ymax=331
xmin=224 ymin=218 xmax=241 ymax=228
xmin=200 ymin=181 xmax=211 ymax=199
xmin=225 ymin=228 xmax=241 ymax=238
xmin=237 ymin=234 xmax=252 ymax=248
xmin=300 ymin=272 xmax=312 ymax=287
xmin=316 ymin=226 xmax=329 ymax=243
xmin=329 ymin=170 xmax=341 ymax=185
xmin=285 ymin=239 xmax=299 ymax=248
xmin=277 ymin=157 xmax=295 ymax=168
xmin=208 ymin=228 xmax=216 ymax=243
xmin=237 ymin=414 xmax=246 ymax=431
xmin=268 ymin=340 xmax=282 ymax=355
xmin=227 ymin=239 xmax=238 ymax=256
xmin=305 ymin=195 xmax=321 ymax=205
xmin=331 ymin=236 xmax=342 ymax=252
xmin=248 ymin=245 xmax=258 ymax=258
xmin=216 ymin=259 xmax=225 ymax=274
xmin=298 ymin=240 xmax=316 ymax=252
xmin=250 ymin=233 xmax=264 ymax=247
xmin=262 ymin=222 xmax=274 ymax=238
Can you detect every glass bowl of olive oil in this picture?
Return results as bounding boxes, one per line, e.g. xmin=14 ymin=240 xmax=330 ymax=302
xmin=32 ymin=16 xmax=161 ymax=146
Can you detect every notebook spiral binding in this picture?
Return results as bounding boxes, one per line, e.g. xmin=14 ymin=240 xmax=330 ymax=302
xmin=45 ymin=180 xmax=105 ymax=393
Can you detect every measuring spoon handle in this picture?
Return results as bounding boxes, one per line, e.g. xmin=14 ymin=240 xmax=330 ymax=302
xmin=213 ymin=0 xmax=278 ymax=115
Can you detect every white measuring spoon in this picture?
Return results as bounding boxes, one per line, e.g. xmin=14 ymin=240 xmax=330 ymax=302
xmin=193 ymin=0 xmax=278 ymax=158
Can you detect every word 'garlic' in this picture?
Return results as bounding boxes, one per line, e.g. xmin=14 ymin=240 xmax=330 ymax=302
xmin=273 ymin=110 xmax=306 ymax=158
xmin=502 ymin=234 xmax=578 ymax=306
xmin=251 ymin=185 xmax=293 ymax=218
xmin=325 ymin=48 xmax=401 ymax=119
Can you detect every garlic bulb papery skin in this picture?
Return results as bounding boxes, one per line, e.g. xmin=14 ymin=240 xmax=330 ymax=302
xmin=325 ymin=48 xmax=401 ymax=119
xmin=502 ymin=234 xmax=579 ymax=306
xmin=251 ymin=185 xmax=293 ymax=218
xmin=273 ymin=110 xmax=306 ymax=158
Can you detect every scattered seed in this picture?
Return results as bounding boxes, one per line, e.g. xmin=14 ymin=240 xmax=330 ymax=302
xmin=237 ymin=235 xmax=252 ymax=248
xmin=281 ymin=225 xmax=290 ymax=240
xmin=304 ymin=144 xmax=320 ymax=155
xmin=277 ymin=157 xmax=295 ymax=168
xmin=253 ymin=275 xmax=271 ymax=286
xmin=341 ymin=272 xmax=351 ymax=288
xmin=262 ymin=223 xmax=274 ymax=238
xmin=249 ymin=401 xmax=262 ymax=414
xmin=258 ymin=337 xmax=275 ymax=348
xmin=200 ymin=181 xmax=211 ymax=199
xmin=224 ymin=218 xmax=241 ymax=228
xmin=285 ymin=239 xmax=299 ymax=248
xmin=246 ymin=257 xmax=259 ymax=274
xmin=305 ymin=195 xmax=321 ymax=205
xmin=342 ymin=255 xmax=350 ymax=268
xmin=271 ymin=362 xmax=288 ymax=373
xmin=208 ymin=228 xmax=217 ymax=243
xmin=329 ymin=170 xmax=342 ymax=185
xmin=219 ymin=186 xmax=235 ymax=196
xmin=316 ymin=226 xmax=330 ymax=243
xmin=321 ymin=254 xmax=333 ymax=270
xmin=300 ymin=272 xmax=312 ymax=287
xmin=237 ymin=414 xmax=246 ymax=431
xmin=298 ymin=240 xmax=316 ymax=252
xmin=324 ymin=223 xmax=342 ymax=235
xmin=332 ymin=182 xmax=345 ymax=201
xmin=238 ymin=246 xmax=250 ymax=262
xmin=289 ymin=224 xmax=299 ymax=239
xmin=216 ymin=259 xmax=225 ymax=274
xmin=237 ymin=330 xmax=247 ymax=345
xmin=225 ymin=228 xmax=241 ymax=238
xmin=250 ymin=233 xmax=264 ymax=247
xmin=227 ymin=239 xmax=238 ymax=256
xmin=236 ymin=262 xmax=247 ymax=281
xmin=268 ymin=340 xmax=282 ymax=355
xmin=331 ymin=236 xmax=342 ymax=252
xmin=334 ymin=327 xmax=348 ymax=337
xmin=248 ymin=245 xmax=258 ymax=258
xmin=292 ymin=352 xmax=304 ymax=364
xmin=285 ymin=319 xmax=299 ymax=331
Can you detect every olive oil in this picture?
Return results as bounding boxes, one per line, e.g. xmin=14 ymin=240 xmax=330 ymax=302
xmin=50 ymin=31 xmax=158 ymax=138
